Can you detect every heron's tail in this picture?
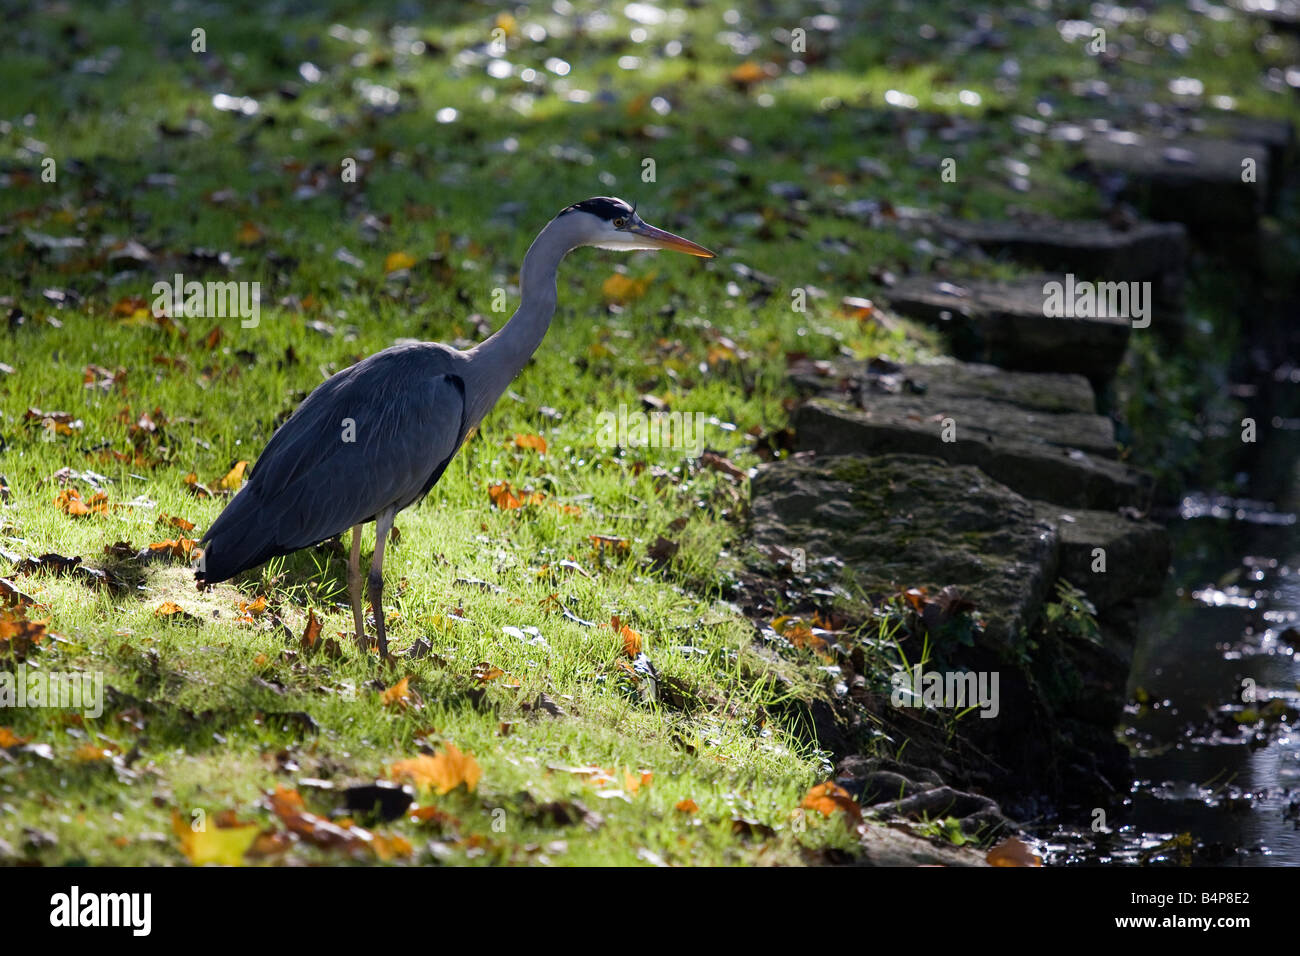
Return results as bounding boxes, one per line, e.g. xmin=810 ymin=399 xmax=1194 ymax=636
xmin=196 ymin=488 xmax=281 ymax=585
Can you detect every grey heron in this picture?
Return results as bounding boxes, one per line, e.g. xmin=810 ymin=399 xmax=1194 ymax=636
xmin=196 ymin=197 xmax=714 ymax=658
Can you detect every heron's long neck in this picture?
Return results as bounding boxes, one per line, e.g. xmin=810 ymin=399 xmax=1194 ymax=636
xmin=467 ymin=218 xmax=575 ymax=426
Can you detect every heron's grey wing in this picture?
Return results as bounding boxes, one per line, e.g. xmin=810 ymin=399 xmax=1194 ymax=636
xmin=200 ymin=354 xmax=466 ymax=579
xmin=262 ymin=371 xmax=467 ymax=548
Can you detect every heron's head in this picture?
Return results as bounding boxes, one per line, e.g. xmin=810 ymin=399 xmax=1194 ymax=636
xmin=557 ymin=197 xmax=715 ymax=258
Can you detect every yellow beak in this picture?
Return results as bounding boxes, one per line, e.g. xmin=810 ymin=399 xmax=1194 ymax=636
xmin=630 ymin=221 xmax=716 ymax=258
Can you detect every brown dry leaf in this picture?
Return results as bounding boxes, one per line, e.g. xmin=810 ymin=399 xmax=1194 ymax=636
xmin=300 ymin=608 xmax=322 ymax=650
xmin=111 ymin=295 xmax=151 ymax=320
xmin=0 ymin=608 xmax=48 ymax=659
xmin=268 ymin=786 xmax=370 ymax=853
xmin=699 ymin=451 xmax=747 ymax=482
xmin=390 ymin=744 xmax=482 ymax=796
xmin=986 ymin=836 xmax=1042 ymax=867
xmin=601 ymin=272 xmax=656 ymax=305
xmin=800 ymin=782 xmax=863 ymax=823
xmin=0 ymin=578 xmax=40 ymax=610
xmin=513 ymin=433 xmax=548 ymax=454
xmin=183 ymin=472 xmax=213 ymax=499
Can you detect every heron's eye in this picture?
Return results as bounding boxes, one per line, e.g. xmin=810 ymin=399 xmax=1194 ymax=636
xmin=613 ymin=217 xmax=627 ymax=228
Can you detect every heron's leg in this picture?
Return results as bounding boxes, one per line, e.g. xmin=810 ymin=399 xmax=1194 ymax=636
xmin=368 ymin=507 xmax=397 ymax=659
xmin=348 ymin=523 xmax=366 ymax=648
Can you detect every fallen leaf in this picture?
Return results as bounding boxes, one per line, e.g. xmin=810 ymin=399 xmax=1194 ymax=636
xmin=172 ymin=811 xmax=260 ymax=866
xmin=986 ymin=836 xmax=1042 ymax=867
xmin=800 ymin=781 xmax=862 ymax=823
xmin=610 ymin=615 xmax=643 ymax=657
xmin=488 ymin=481 xmax=545 ymax=510
xmin=513 ymin=433 xmax=547 ymax=454
xmin=0 ymin=727 xmax=31 ymax=748
xmin=216 ymin=461 xmax=248 ymax=491
xmin=384 ymin=251 xmax=416 ymax=273
xmin=391 ymin=744 xmax=482 ymax=795
xmin=54 ymin=487 xmax=110 ymax=517
xmin=236 ymin=221 xmax=264 ymax=245
xmin=601 ymin=272 xmax=656 ymax=305
xmin=381 ymin=676 xmax=413 ymax=709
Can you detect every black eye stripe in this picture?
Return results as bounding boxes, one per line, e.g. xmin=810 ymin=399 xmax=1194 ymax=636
xmin=559 ymin=197 xmax=633 ymax=221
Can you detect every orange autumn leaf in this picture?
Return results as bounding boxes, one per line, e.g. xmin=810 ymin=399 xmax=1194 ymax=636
xmin=589 ymin=534 xmax=630 ymax=556
xmin=513 ymin=433 xmax=547 ymax=454
xmin=624 ymin=770 xmax=652 ymax=794
xmin=470 ymin=662 xmax=518 ymax=686
xmin=300 ymin=608 xmax=322 ymax=649
xmin=384 ymin=251 xmax=416 ymax=273
xmin=611 ymin=615 xmax=642 ymax=657
xmin=986 ymin=836 xmax=1043 ymax=867
xmin=144 ymin=537 xmax=198 ymax=560
xmin=729 ymin=60 xmax=770 ymax=86
xmin=381 ymin=676 xmax=413 ymax=709
xmin=155 ymin=601 xmax=186 ymax=618
xmin=111 ymin=295 xmax=150 ymax=319
xmin=237 ymin=595 xmax=268 ymax=621
xmin=268 ymin=786 xmax=370 ymax=854
xmin=217 ymin=461 xmax=248 ymax=491
xmin=800 ymin=781 xmax=863 ymax=823
xmin=157 ymin=513 xmax=196 ymax=532
xmin=675 ymin=798 xmax=700 ymax=814
xmin=55 ymin=487 xmax=110 ymax=517
xmin=390 ymin=744 xmax=481 ymax=795
xmin=236 ymin=220 xmax=264 ymax=245
xmin=73 ymin=743 xmax=113 ymax=762
xmin=488 ymin=481 xmax=545 ymax=510
xmin=0 ymin=727 xmax=30 ymax=748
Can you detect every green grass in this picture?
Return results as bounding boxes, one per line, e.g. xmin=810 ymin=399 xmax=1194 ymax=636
xmin=1 ymin=0 xmax=1296 ymax=864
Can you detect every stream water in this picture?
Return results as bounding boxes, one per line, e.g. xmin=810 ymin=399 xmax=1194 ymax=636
xmin=1043 ymin=354 xmax=1300 ymax=865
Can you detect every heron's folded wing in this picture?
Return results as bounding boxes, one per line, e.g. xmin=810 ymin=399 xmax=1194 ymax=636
xmin=214 ymin=363 xmax=467 ymax=556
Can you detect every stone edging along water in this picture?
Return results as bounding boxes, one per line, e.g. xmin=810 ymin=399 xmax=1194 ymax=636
xmin=743 ymin=110 xmax=1294 ymax=852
